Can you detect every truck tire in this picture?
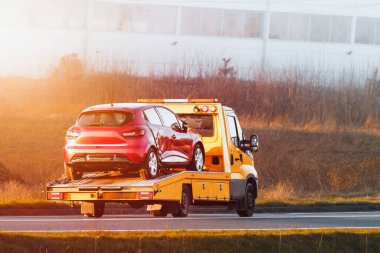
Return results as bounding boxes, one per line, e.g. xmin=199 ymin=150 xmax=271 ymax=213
xmin=188 ymin=144 xmax=204 ymax=172
xmin=144 ymin=149 xmax=159 ymax=179
xmin=85 ymin=202 xmax=105 ymax=218
xmin=237 ymin=183 xmax=255 ymax=217
xmin=172 ymin=185 xmax=190 ymax=217
xmin=64 ymin=163 xmax=83 ymax=180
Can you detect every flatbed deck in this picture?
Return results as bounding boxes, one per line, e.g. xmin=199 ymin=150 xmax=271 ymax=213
xmin=47 ymin=171 xmax=231 ymax=202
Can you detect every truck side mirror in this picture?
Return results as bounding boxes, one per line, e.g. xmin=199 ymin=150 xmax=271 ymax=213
xmin=250 ymin=135 xmax=259 ymax=152
xmin=240 ymin=135 xmax=259 ymax=152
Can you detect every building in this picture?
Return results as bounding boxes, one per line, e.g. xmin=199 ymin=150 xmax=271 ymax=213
xmin=1 ymin=0 xmax=380 ymax=78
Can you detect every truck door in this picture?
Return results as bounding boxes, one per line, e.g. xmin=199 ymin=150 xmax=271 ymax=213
xmin=225 ymin=113 xmax=252 ymax=172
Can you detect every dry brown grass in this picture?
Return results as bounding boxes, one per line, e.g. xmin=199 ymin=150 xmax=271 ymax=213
xmin=260 ymin=182 xmax=295 ymax=200
xmin=0 ymin=180 xmax=41 ymax=203
xmin=0 ymin=55 xmax=379 ymax=198
xmin=254 ymin=129 xmax=380 ymax=196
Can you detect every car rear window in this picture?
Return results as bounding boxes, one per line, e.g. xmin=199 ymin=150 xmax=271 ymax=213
xmin=178 ymin=114 xmax=214 ymax=137
xmin=78 ymin=111 xmax=133 ymax=127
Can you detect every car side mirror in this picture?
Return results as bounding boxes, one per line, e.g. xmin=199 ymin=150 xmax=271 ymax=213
xmin=240 ymin=135 xmax=259 ymax=152
xmin=182 ymin=121 xmax=189 ymax=132
xmin=171 ymin=122 xmax=181 ymax=131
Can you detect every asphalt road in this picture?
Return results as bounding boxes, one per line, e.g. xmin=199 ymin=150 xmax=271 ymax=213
xmin=0 ymin=211 xmax=379 ymax=232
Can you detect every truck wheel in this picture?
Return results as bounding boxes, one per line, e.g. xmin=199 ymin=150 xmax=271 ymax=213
xmin=152 ymin=209 xmax=168 ymax=217
xmin=237 ymin=183 xmax=255 ymax=217
xmin=172 ymin=185 xmax=190 ymax=217
xmin=144 ymin=149 xmax=159 ymax=179
xmin=64 ymin=163 xmax=83 ymax=180
xmin=85 ymin=202 xmax=105 ymax=218
xmin=189 ymin=144 xmax=204 ymax=172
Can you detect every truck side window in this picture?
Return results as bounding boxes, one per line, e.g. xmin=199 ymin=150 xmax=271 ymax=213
xmin=227 ymin=116 xmax=239 ymax=147
xmin=235 ymin=117 xmax=244 ymax=142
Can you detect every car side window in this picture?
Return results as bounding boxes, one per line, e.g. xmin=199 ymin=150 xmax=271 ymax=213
xmin=227 ymin=115 xmax=240 ymax=147
xmin=144 ymin=108 xmax=163 ymax=126
xmin=176 ymin=116 xmax=184 ymax=128
xmin=156 ymin=107 xmax=179 ymax=128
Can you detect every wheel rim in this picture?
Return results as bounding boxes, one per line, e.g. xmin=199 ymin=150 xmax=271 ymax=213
xmin=182 ymin=192 xmax=189 ymax=213
xmin=194 ymin=147 xmax=203 ymax=172
xmin=148 ymin=152 xmax=158 ymax=176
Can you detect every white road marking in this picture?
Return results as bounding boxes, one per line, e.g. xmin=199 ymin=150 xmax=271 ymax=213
xmin=3 ymin=227 xmax=380 ymax=233
xmin=0 ymin=212 xmax=380 ymax=222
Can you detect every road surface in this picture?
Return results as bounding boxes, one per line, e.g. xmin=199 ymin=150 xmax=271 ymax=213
xmin=0 ymin=212 xmax=379 ymax=232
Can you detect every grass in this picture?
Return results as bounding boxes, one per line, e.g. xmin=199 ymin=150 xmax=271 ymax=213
xmin=253 ymin=129 xmax=380 ymax=195
xmin=0 ymin=229 xmax=379 ymax=253
xmin=256 ymin=196 xmax=380 ymax=208
xmin=0 ymin=200 xmax=71 ymax=209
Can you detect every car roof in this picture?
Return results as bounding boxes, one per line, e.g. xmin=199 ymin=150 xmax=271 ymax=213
xmin=82 ymin=103 xmax=155 ymax=112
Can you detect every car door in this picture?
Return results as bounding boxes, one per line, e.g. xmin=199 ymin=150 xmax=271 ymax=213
xmin=143 ymin=107 xmax=167 ymax=159
xmin=156 ymin=107 xmax=190 ymax=164
xmin=173 ymin=115 xmax=193 ymax=159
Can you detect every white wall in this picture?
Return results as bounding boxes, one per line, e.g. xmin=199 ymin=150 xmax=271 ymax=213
xmin=1 ymin=0 xmax=380 ymax=78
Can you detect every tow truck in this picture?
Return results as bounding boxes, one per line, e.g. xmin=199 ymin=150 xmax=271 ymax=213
xmin=46 ymin=99 xmax=259 ymax=217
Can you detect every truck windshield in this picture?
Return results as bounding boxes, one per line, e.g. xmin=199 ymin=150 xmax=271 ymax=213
xmin=178 ymin=114 xmax=214 ymax=137
xmin=78 ymin=111 xmax=133 ymax=127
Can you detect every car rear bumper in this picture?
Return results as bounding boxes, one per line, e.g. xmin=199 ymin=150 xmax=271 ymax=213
xmin=64 ymin=143 xmax=149 ymax=166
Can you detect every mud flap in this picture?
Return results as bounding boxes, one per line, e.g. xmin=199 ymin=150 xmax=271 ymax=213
xmin=147 ymin=204 xmax=162 ymax=211
xmin=81 ymin=201 xmax=95 ymax=215
xmin=148 ymin=202 xmax=179 ymax=214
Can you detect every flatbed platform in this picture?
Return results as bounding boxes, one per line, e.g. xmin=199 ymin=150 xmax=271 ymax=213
xmin=47 ymin=171 xmax=232 ymax=202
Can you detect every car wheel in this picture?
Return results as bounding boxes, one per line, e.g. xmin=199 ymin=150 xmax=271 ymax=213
xmin=236 ymin=183 xmax=255 ymax=217
xmin=64 ymin=163 xmax=83 ymax=180
xmin=172 ymin=185 xmax=190 ymax=217
xmin=189 ymin=144 xmax=204 ymax=172
xmin=145 ymin=149 xmax=159 ymax=179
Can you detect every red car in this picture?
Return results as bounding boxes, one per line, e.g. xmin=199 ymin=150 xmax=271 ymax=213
xmin=64 ymin=103 xmax=204 ymax=180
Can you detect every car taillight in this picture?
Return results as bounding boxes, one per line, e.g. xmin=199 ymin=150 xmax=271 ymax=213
xmin=122 ymin=129 xmax=145 ymax=138
xmin=66 ymin=130 xmax=80 ymax=140
xmin=47 ymin=192 xmax=64 ymax=200
xmin=136 ymin=192 xmax=153 ymax=200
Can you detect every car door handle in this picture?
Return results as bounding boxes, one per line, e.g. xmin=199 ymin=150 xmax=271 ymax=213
xmin=171 ymin=135 xmax=176 ymax=139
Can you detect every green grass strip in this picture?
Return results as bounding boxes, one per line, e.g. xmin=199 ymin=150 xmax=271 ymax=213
xmin=0 ymin=229 xmax=379 ymax=253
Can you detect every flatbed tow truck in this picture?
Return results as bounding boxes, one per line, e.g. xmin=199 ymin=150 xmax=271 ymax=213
xmin=46 ymin=99 xmax=259 ymax=218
